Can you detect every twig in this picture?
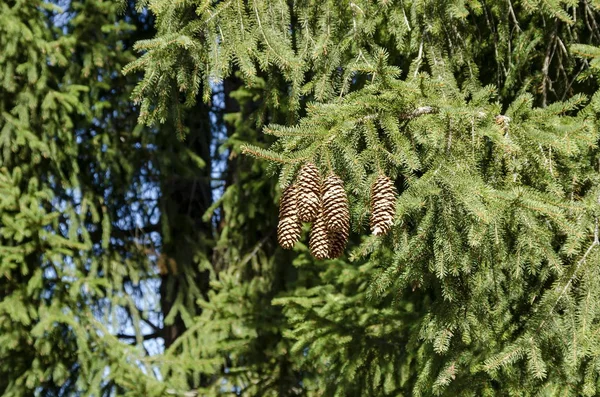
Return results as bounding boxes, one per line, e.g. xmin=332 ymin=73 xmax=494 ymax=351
xmin=562 ymin=61 xmax=587 ymax=101
xmin=508 ymin=0 xmax=521 ymax=32
xmin=413 ymin=36 xmax=424 ymax=77
xmin=116 ymin=332 xmax=161 ymax=341
xmin=584 ymin=1 xmax=600 ymax=42
xmin=239 ymin=232 xmax=274 ymax=268
xmin=447 ymin=118 xmax=453 ymax=153
xmin=542 ymin=22 xmax=559 ymax=107
xmin=401 ymin=0 xmax=411 ymax=32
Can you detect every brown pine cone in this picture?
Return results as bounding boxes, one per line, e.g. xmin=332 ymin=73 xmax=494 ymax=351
xmin=297 ymin=162 xmax=322 ymax=222
xmin=322 ymin=174 xmax=350 ymax=233
xmin=309 ymin=208 xmax=330 ymax=259
xmin=328 ymin=228 xmax=349 ymax=259
xmin=277 ymin=185 xmax=301 ymax=249
xmin=370 ymin=175 xmax=397 ymax=236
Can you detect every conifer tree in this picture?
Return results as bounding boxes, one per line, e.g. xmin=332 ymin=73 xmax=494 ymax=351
xmin=126 ymin=1 xmax=600 ymax=395
xmin=0 ymin=1 xmax=186 ymax=394
xmin=5 ymin=0 xmax=600 ymax=396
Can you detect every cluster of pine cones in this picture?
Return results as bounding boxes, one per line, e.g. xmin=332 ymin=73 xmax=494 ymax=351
xmin=277 ymin=162 xmax=397 ymax=259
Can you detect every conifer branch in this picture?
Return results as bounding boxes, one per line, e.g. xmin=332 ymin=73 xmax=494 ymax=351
xmin=241 ymin=145 xmax=305 ymax=164
xmin=537 ymin=208 xmax=600 ymax=333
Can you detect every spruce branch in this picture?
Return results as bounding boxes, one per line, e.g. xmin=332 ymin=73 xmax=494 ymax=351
xmin=241 ymin=145 xmax=305 ymax=164
xmin=264 ymin=126 xmax=315 ymax=137
xmin=537 ymin=201 xmax=600 ymax=333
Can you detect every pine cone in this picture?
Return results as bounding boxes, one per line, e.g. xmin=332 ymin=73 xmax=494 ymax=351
xmin=279 ymin=184 xmax=298 ymax=219
xmin=309 ymin=208 xmax=330 ymax=259
xmin=370 ymin=175 xmax=397 ymax=236
xmin=323 ymin=174 xmax=350 ymax=233
xmin=297 ymin=162 xmax=322 ymax=222
xmin=328 ymin=228 xmax=349 ymax=259
xmin=277 ymin=185 xmax=301 ymax=249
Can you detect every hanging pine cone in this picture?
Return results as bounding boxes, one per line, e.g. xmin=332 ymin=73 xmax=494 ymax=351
xmin=323 ymin=174 xmax=350 ymax=233
xmin=278 ymin=184 xmax=297 ymax=219
xmin=277 ymin=185 xmax=301 ymax=249
xmin=309 ymin=208 xmax=330 ymax=259
xmin=328 ymin=228 xmax=349 ymax=259
xmin=297 ymin=162 xmax=322 ymax=222
xmin=370 ymin=175 xmax=397 ymax=236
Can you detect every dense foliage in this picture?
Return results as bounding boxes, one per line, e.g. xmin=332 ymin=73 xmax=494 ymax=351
xmin=3 ymin=0 xmax=600 ymax=396
xmin=1 ymin=1 xmax=177 ymax=395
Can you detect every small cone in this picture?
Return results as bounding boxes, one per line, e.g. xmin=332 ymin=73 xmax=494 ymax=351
xmin=370 ymin=175 xmax=397 ymax=236
xmin=309 ymin=208 xmax=330 ymax=259
xmin=323 ymin=174 xmax=350 ymax=233
xmin=298 ymin=162 xmax=321 ymax=222
xmin=277 ymin=185 xmax=301 ymax=249
xmin=328 ymin=228 xmax=349 ymax=259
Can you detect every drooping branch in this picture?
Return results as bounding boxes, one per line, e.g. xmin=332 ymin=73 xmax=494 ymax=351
xmin=536 ymin=200 xmax=600 ymax=333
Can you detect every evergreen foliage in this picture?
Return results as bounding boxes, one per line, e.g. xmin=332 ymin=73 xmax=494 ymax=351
xmin=3 ymin=0 xmax=600 ymax=396
xmin=126 ymin=0 xmax=600 ymax=395
xmin=1 ymin=1 xmax=170 ymax=395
